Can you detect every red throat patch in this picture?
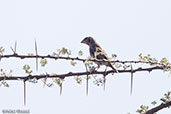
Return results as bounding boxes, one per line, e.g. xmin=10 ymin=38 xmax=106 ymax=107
xmin=86 ymin=39 xmax=89 ymax=45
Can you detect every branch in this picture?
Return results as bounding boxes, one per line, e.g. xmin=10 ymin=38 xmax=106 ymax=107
xmin=0 ymin=66 xmax=163 ymax=82
xmin=146 ymin=101 xmax=171 ymax=114
xmin=0 ymin=52 xmax=169 ymax=107
xmin=0 ymin=54 xmax=166 ymax=66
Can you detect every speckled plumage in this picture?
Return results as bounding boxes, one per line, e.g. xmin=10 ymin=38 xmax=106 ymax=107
xmin=81 ymin=37 xmax=115 ymax=71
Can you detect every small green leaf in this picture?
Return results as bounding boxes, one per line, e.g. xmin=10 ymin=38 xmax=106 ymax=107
xmin=151 ymin=101 xmax=157 ymax=105
xmin=3 ymin=82 xmax=9 ymax=87
xmin=40 ymin=59 xmax=47 ymax=67
xmin=53 ymin=78 xmax=64 ymax=87
xmin=136 ymin=105 xmax=148 ymax=114
xmin=58 ymin=47 xmax=71 ymax=56
xmin=0 ymin=46 xmax=5 ymax=55
xmin=160 ymin=98 xmax=167 ymax=102
xmin=28 ymin=53 xmax=34 ymax=56
xmin=78 ymin=50 xmax=83 ymax=56
xmin=74 ymin=76 xmax=82 ymax=84
xmin=138 ymin=53 xmax=143 ymax=61
xmin=160 ymin=58 xmax=168 ymax=64
xmin=23 ymin=65 xmax=32 ymax=74
xmin=70 ymin=61 xmax=77 ymax=66
xmin=112 ymin=54 xmax=117 ymax=58
xmin=51 ymin=52 xmax=59 ymax=57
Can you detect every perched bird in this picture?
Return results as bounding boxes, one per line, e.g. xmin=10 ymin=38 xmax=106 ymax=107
xmin=81 ymin=36 xmax=115 ymax=71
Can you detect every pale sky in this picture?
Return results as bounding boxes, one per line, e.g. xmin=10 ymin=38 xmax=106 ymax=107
xmin=0 ymin=0 xmax=171 ymax=114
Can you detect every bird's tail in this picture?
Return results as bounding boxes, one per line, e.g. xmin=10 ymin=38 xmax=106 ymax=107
xmin=108 ymin=63 xmax=118 ymax=72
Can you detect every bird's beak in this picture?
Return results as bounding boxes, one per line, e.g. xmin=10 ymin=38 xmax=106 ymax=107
xmin=81 ymin=39 xmax=86 ymax=43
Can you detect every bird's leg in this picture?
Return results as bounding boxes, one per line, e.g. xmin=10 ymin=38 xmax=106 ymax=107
xmin=104 ymin=66 xmax=108 ymax=76
xmin=105 ymin=66 xmax=108 ymax=73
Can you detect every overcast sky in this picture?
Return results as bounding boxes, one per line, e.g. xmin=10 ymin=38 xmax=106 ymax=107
xmin=0 ymin=0 xmax=171 ymax=114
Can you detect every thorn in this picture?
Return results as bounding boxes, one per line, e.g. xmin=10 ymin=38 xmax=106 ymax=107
xmin=10 ymin=41 xmax=17 ymax=55
xmin=86 ymin=75 xmax=88 ymax=96
xmin=168 ymin=71 xmax=171 ymax=77
xmin=10 ymin=47 xmax=15 ymax=54
xmin=130 ymin=65 xmax=133 ymax=96
xmin=60 ymin=84 xmax=62 ymax=95
xmin=103 ymin=75 xmax=106 ymax=91
xmin=35 ymin=40 xmax=38 ymax=71
xmin=14 ymin=41 xmax=17 ymax=53
xmin=85 ymin=64 xmax=89 ymax=96
xmin=24 ymin=81 xmax=26 ymax=106
xmin=43 ymin=77 xmax=47 ymax=88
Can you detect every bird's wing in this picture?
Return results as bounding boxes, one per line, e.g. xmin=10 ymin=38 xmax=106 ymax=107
xmin=95 ymin=47 xmax=109 ymax=60
xmin=89 ymin=46 xmax=95 ymax=57
xmin=95 ymin=47 xmax=115 ymax=70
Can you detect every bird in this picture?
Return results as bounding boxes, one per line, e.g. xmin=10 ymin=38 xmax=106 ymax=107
xmin=81 ymin=36 xmax=116 ymax=71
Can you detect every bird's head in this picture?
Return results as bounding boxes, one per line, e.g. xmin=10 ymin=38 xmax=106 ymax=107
xmin=81 ymin=37 xmax=94 ymax=46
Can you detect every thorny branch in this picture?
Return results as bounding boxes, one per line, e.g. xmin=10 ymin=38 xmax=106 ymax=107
xmin=0 ymin=54 xmax=167 ymax=67
xmin=0 ymin=46 xmax=171 ymax=114
xmin=0 ymin=66 xmax=164 ymax=82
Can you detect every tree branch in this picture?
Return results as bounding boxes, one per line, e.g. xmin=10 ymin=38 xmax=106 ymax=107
xmin=0 ymin=53 xmax=169 ymax=109
xmin=0 ymin=66 xmax=163 ymax=82
xmin=146 ymin=101 xmax=171 ymax=114
xmin=0 ymin=54 xmax=166 ymax=66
